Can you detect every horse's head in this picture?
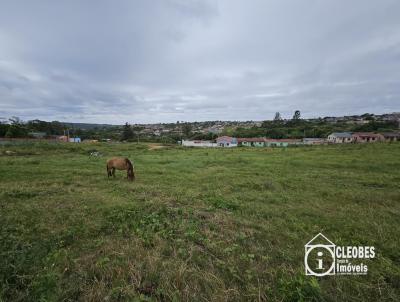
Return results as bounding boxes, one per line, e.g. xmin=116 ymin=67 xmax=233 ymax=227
xmin=128 ymin=168 xmax=135 ymax=181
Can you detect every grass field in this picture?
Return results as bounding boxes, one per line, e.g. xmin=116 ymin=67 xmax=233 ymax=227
xmin=1 ymin=142 xmax=400 ymax=301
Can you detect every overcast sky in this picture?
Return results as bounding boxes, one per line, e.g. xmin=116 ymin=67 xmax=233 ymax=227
xmin=0 ymin=0 xmax=399 ymax=124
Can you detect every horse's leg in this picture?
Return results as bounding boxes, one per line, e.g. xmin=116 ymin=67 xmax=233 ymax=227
xmin=112 ymin=168 xmax=115 ymax=178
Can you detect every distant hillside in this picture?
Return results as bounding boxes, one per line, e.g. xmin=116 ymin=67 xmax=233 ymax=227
xmin=63 ymin=122 xmax=120 ymax=130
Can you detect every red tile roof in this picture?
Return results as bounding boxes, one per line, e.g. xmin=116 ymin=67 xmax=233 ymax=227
xmin=264 ymin=139 xmax=302 ymax=143
xmin=216 ymin=136 xmax=237 ymax=143
xmin=237 ymin=137 xmax=266 ymax=142
xmin=217 ymin=136 xmax=233 ymax=140
xmin=237 ymin=138 xmax=302 ymax=143
xmin=352 ymin=132 xmax=383 ymax=138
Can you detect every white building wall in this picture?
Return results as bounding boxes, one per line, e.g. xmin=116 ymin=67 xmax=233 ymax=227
xmin=217 ymin=142 xmax=238 ymax=148
xmin=327 ymin=135 xmax=353 ymax=143
xmin=69 ymin=137 xmax=81 ymax=143
xmin=182 ymin=140 xmax=218 ymax=147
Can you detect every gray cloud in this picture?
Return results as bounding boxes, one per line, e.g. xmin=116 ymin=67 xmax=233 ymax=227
xmin=0 ymin=0 xmax=399 ymax=123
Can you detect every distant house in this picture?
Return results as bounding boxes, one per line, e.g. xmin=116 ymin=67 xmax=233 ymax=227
xmin=207 ymin=127 xmax=222 ymax=135
xmin=182 ymin=140 xmax=217 ymax=147
xmin=69 ymin=137 xmax=81 ymax=143
xmin=382 ymin=132 xmax=400 ymax=142
xmin=327 ymin=132 xmax=353 ymax=143
xmin=303 ymin=138 xmax=326 ymax=145
xmin=216 ymin=136 xmax=238 ymax=147
xmin=237 ymin=137 xmax=266 ymax=147
xmin=237 ymin=137 xmax=304 ymax=147
xmin=265 ymin=139 xmax=302 ymax=147
xmin=323 ymin=117 xmax=339 ymax=123
xmin=349 ymin=119 xmax=370 ymax=125
xmin=352 ymin=132 xmax=384 ymax=143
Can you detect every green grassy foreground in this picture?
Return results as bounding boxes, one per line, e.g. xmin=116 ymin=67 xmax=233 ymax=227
xmin=0 ymin=142 xmax=399 ymax=301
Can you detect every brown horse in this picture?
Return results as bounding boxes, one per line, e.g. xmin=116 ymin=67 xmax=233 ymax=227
xmin=106 ymin=157 xmax=135 ymax=181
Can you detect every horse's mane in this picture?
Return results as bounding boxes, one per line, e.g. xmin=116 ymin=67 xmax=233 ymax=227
xmin=125 ymin=158 xmax=133 ymax=170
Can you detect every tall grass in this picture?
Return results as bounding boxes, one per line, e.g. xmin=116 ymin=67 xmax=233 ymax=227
xmin=0 ymin=142 xmax=399 ymax=301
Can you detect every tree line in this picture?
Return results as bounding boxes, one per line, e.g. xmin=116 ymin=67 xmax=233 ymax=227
xmin=1 ymin=111 xmax=398 ymax=141
xmin=230 ymin=111 xmax=398 ymax=139
xmin=0 ymin=118 xmax=66 ymax=138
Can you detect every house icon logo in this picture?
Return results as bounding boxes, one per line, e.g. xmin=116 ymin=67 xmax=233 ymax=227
xmin=305 ymin=233 xmax=336 ymax=276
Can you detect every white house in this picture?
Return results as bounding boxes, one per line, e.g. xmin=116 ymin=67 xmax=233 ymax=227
xmin=303 ymin=138 xmax=326 ymax=145
xmin=69 ymin=137 xmax=81 ymax=143
xmin=327 ymin=132 xmax=353 ymax=143
xmin=216 ymin=136 xmax=238 ymax=147
xmin=182 ymin=140 xmax=218 ymax=147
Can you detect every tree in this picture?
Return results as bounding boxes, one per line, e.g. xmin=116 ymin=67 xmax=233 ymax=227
xmin=266 ymin=128 xmax=287 ymax=139
xmin=5 ymin=124 xmax=28 ymax=138
xmin=274 ymin=112 xmax=282 ymax=121
xmin=132 ymin=126 xmax=143 ymax=143
xmin=361 ymin=113 xmax=375 ymax=121
xmin=9 ymin=116 xmax=22 ymax=125
xmin=182 ymin=123 xmax=192 ymax=138
xmin=0 ymin=123 xmax=8 ymax=137
xmin=26 ymin=119 xmax=66 ymax=135
xmin=121 ymin=122 xmax=134 ymax=141
xmin=292 ymin=110 xmax=301 ymax=120
xmin=5 ymin=117 xmax=28 ymax=138
xmin=50 ymin=121 xmax=65 ymax=135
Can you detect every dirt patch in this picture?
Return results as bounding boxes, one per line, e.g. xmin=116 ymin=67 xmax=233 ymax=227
xmin=147 ymin=144 xmax=166 ymax=150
